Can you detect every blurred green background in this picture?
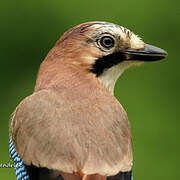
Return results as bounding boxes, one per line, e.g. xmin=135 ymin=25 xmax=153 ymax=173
xmin=0 ymin=0 xmax=179 ymax=179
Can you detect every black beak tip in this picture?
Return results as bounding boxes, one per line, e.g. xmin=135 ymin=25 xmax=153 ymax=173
xmin=144 ymin=44 xmax=168 ymax=60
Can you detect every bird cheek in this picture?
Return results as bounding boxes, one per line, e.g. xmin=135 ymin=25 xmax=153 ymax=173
xmin=82 ymin=56 xmax=96 ymax=65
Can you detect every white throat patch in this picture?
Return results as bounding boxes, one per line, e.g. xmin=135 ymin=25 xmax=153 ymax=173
xmin=98 ymin=61 xmax=143 ymax=94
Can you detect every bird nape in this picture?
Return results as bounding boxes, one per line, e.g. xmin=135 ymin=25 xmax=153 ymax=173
xmin=9 ymin=21 xmax=167 ymax=180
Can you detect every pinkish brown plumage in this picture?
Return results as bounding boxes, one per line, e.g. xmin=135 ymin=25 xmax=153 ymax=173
xmin=10 ymin=21 xmax=167 ymax=180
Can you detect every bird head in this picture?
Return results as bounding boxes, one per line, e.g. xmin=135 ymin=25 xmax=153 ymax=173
xmin=36 ymin=21 xmax=167 ymax=93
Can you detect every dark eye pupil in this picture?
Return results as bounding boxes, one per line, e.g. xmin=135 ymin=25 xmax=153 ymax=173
xmin=100 ymin=36 xmax=114 ymax=48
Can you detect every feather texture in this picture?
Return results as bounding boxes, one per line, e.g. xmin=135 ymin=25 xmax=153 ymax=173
xmin=10 ymin=88 xmax=132 ymax=176
xmin=9 ymin=136 xmax=30 ymax=180
xmin=9 ymin=22 xmax=142 ymax=180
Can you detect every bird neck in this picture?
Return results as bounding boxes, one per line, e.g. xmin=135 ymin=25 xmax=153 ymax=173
xmin=35 ymin=56 xmax=139 ymax=95
xmin=97 ymin=64 xmax=123 ymax=94
xmin=97 ymin=61 xmax=138 ymax=94
xmin=34 ymin=59 xmax=99 ymax=93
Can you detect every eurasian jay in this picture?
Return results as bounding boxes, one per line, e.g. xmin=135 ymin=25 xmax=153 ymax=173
xmin=9 ymin=21 xmax=167 ymax=180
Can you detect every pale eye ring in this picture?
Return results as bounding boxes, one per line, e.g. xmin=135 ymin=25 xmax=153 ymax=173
xmin=99 ymin=36 xmax=115 ymax=49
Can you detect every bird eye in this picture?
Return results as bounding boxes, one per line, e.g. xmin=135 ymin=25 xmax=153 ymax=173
xmin=99 ymin=36 xmax=115 ymax=49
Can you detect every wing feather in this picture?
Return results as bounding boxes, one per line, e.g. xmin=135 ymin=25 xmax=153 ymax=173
xmin=10 ymin=89 xmax=132 ymax=176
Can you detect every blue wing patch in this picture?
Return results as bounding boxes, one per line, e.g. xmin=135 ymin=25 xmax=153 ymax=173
xmin=9 ymin=136 xmax=30 ymax=180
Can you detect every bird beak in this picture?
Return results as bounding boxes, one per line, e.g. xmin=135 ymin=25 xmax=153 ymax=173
xmin=124 ymin=44 xmax=168 ymax=61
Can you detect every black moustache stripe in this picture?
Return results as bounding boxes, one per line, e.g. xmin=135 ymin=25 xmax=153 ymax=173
xmin=90 ymin=52 xmax=125 ymax=77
